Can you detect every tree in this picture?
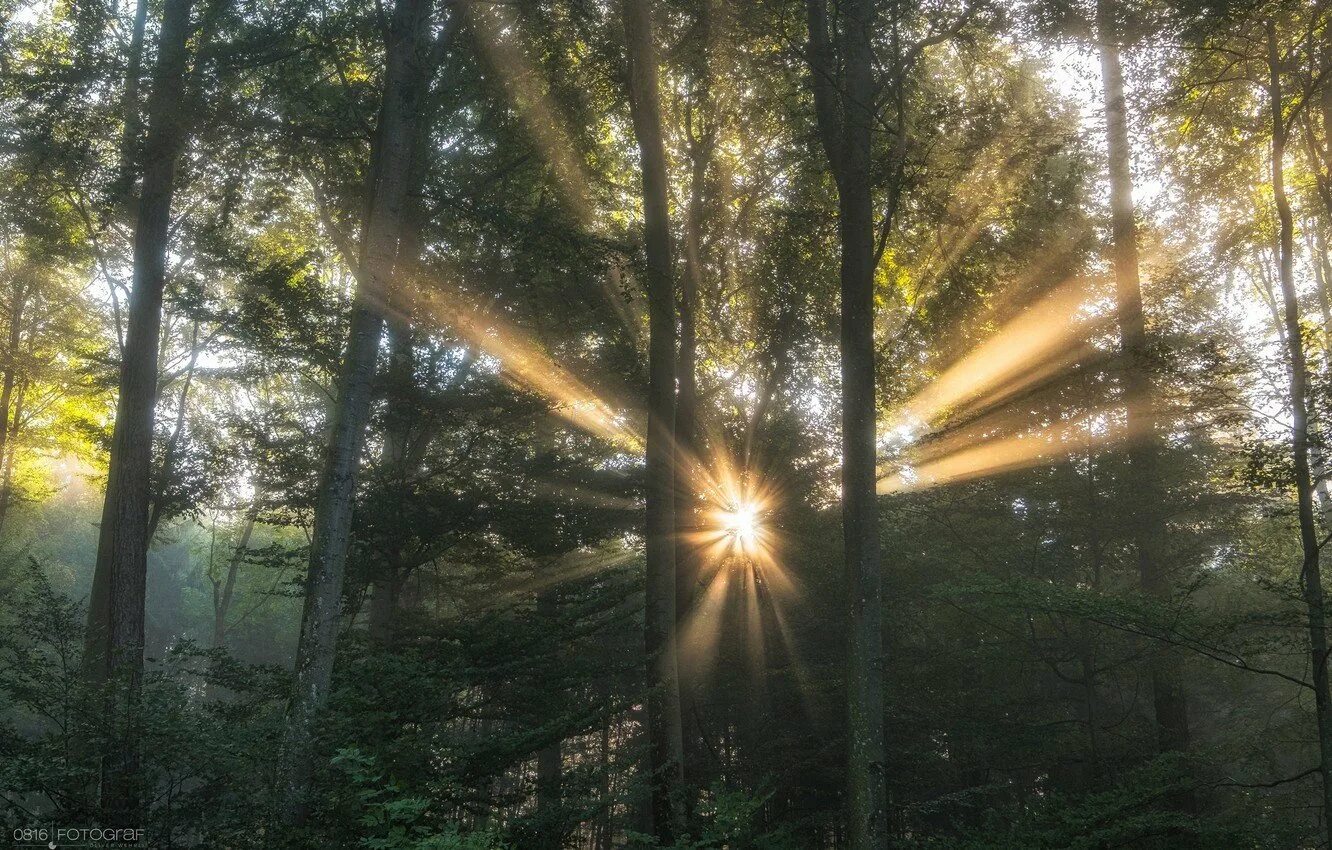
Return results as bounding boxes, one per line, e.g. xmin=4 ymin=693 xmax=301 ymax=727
xmin=805 ymin=1 xmax=887 ymax=841
xmin=1263 ymin=15 xmax=1332 ymax=835
xmin=621 ymin=0 xmax=685 ymax=839
xmin=279 ymin=0 xmax=441 ymax=823
xmin=1094 ymin=0 xmax=1194 ymax=776
xmin=804 ymin=1 xmax=980 ymax=843
xmin=81 ymin=0 xmax=196 ymax=823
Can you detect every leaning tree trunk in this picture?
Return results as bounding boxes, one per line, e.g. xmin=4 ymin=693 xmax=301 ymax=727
xmin=622 ymin=0 xmax=685 ymax=841
xmin=213 ymin=502 xmax=259 ymax=649
xmin=1095 ymin=0 xmax=1194 ymax=780
xmin=146 ymin=322 xmax=201 ymax=541
xmin=81 ymin=0 xmax=194 ymax=825
xmin=279 ymin=0 xmax=433 ymax=825
xmin=1267 ymin=22 xmax=1332 ymax=840
xmin=807 ymin=0 xmax=887 ymax=845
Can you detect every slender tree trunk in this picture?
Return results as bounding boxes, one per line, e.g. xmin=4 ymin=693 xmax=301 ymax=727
xmin=0 ymin=377 xmax=27 ymax=535
xmin=1322 ymin=32 xmax=1332 ymax=195
xmin=622 ymin=0 xmax=684 ymax=840
xmin=81 ymin=0 xmax=194 ymax=824
xmin=1310 ymin=231 xmax=1332 ymax=341
xmin=536 ymin=736 xmax=562 ymax=843
xmin=1267 ymin=23 xmax=1332 ymax=840
xmin=146 ymin=321 xmax=201 ymax=541
xmin=596 ymin=718 xmax=612 ymax=850
xmin=535 ymin=588 xmax=563 ymax=848
xmin=1299 ymin=229 xmax=1332 ymax=526
xmin=674 ymin=117 xmax=702 ymax=633
xmin=0 ymin=276 xmax=29 ymax=504
xmin=1096 ymin=0 xmax=1194 ymax=780
xmin=366 ymin=552 xmax=402 ymax=644
xmin=807 ymin=0 xmax=887 ymax=844
xmin=279 ymin=0 xmax=433 ymax=824
xmin=213 ymin=504 xmax=258 ymax=649
xmin=1079 ymin=402 xmax=1106 ymax=791
xmin=368 ymin=315 xmax=413 ymax=645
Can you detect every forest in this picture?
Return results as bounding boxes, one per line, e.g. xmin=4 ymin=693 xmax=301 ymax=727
xmin=2 ymin=0 xmax=1332 ymax=846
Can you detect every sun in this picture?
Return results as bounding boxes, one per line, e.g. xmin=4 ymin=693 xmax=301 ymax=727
xmin=682 ymin=449 xmax=780 ymax=566
xmin=721 ymin=502 xmax=761 ymax=547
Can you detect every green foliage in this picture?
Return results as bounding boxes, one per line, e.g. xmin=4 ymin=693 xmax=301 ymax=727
xmin=332 ymin=748 xmax=509 ymax=850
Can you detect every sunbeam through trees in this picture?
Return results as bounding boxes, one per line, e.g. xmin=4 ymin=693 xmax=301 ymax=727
xmin=3 ymin=0 xmax=1332 ymax=847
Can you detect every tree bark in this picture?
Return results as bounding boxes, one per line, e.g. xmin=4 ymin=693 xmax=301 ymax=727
xmin=674 ymin=94 xmax=703 ymax=636
xmin=81 ymin=0 xmax=194 ymax=825
xmin=1267 ymin=22 xmax=1332 ymax=840
xmin=806 ymin=0 xmax=888 ymax=845
xmin=1095 ymin=0 xmax=1194 ymax=777
xmin=621 ymin=0 xmax=684 ymax=841
xmin=279 ymin=0 xmax=433 ymax=824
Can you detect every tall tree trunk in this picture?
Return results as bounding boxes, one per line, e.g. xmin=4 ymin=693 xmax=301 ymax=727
xmin=675 ymin=0 xmax=714 ymax=799
xmin=368 ymin=135 xmax=426 ymax=645
xmin=0 ymin=377 xmax=27 ymax=535
xmin=116 ymin=0 xmax=150 ymax=193
xmin=1078 ymin=402 xmax=1106 ymax=791
xmin=674 ymin=104 xmax=703 ymax=637
xmin=0 ymin=276 xmax=29 ymax=511
xmin=1267 ymin=22 xmax=1332 ymax=840
xmin=621 ymin=0 xmax=684 ymax=840
xmin=1095 ymin=0 xmax=1194 ymax=779
xmin=279 ymin=0 xmax=433 ymax=824
xmin=81 ymin=0 xmax=194 ymax=824
xmin=807 ymin=0 xmax=887 ymax=845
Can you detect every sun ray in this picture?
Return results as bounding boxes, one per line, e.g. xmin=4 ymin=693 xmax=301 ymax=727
xmin=491 ymin=545 xmax=640 ymax=603
xmin=905 ymin=131 xmax=1042 ymax=292
xmin=464 ymin=2 xmax=595 ymax=226
xmin=364 ymin=268 xmax=643 ymax=450
xmin=678 ymin=562 xmax=733 ymax=681
xmin=877 ymin=405 xmax=1146 ymax=494
xmin=887 ymin=277 xmax=1101 ymax=437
